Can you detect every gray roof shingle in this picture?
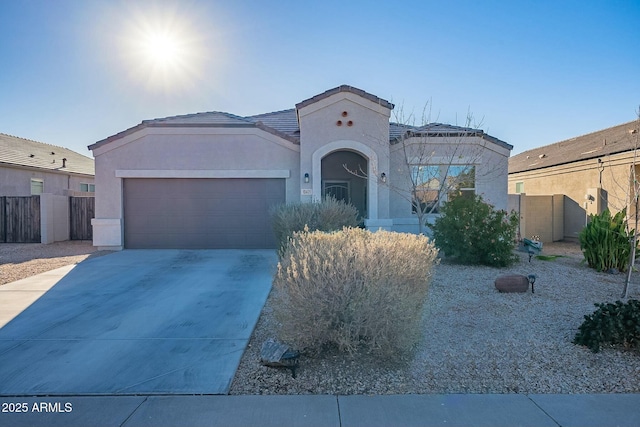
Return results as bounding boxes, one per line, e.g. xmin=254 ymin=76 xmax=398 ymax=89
xmin=295 ymin=85 xmax=394 ymax=110
xmin=0 ymin=133 xmax=94 ymax=176
xmin=90 ymin=85 xmax=510 ymax=151
xmin=247 ymin=109 xmax=299 ymax=136
xmin=90 ymin=110 xmax=299 ymax=150
xmin=509 ymin=120 xmax=640 ymax=174
xmin=141 ymin=111 xmax=255 ymax=126
xmin=390 ymin=122 xmax=512 ymax=150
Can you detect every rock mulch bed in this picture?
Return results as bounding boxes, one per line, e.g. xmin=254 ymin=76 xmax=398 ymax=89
xmin=0 ymin=241 xmax=107 ymax=286
xmin=3 ymin=240 xmax=638 ymax=394
xmin=230 ymin=242 xmax=640 ymax=395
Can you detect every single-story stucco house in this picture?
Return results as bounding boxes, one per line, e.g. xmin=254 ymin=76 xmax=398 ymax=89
xmin=1 ymin=133 xmax=95 ymax=197
xmin=89 ymin=85 xmax=512 ymax=250
xmin=508 ymin=119 xmax=640 ymax=242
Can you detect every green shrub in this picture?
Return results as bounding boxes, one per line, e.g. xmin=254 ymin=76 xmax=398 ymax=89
xmin=573 ymin=300 xmax=640 ymax=353
xmin=431 ymin=194 xmax=519 ymax=267
xmin=579 ymin=208 xmax=633 ymax=272
xmin=271 ymin=197 xmax=359 ymax=256
xmin=273 ymin=228 xmax=439 ymax=358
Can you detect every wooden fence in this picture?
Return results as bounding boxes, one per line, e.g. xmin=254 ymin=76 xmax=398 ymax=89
xmin=70 ymin=197 xmax=94 ymax=241
xmin=0 ymin=196 xmax=41 ymax=243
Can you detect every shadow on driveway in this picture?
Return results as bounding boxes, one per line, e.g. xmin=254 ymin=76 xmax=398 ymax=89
xmin=0 ymin=249 xmax=276 ymax=395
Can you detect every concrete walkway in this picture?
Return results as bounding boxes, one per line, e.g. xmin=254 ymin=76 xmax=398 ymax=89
xmin=0 ymin=394 xmax=639 ymax=427
xmin=0 ymin=250 xmax=275 ymax=395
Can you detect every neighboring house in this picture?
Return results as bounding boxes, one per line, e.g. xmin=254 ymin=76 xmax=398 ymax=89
xmin=0 ymin=133 xmax=95 ymax=196
xmin=508 ymin=120 xmax=640 ymax=242
xmin=89 ymin=85 xmax=512 ymax=250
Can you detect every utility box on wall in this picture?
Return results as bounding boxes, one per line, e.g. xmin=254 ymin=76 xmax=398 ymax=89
xmin=585 ymin=187 xmax=607 ymax=217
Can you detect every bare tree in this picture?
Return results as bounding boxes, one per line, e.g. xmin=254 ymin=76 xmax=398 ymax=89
xmin=345 ymin=102 xmax=506 ymax=234
xmin=390 ymin=105 xmax=494 ymax=234
xmin=623 ymin=109 xmax=640 ymax=298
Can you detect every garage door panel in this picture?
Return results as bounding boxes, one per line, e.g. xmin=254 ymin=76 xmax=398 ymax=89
xmin=218 ymin=198 xmax=247 ymax=215
xmin=165 ymin=199 xmax=200 ymax=216
xmin=124 ymin=178 xmax=284 ymax=249
xmin=169 ymin=216 xmax=211 ymax=234
xmin=203 ymin=200 xmax=221 ymax=214
xmin=265 ymin=179 xmax=285 ymax=196
xmin=128 ymin=214 xmax=167 ymax=230
xmin=130 ymin=197 xmax=169 ymax=212
xmin=245 ymin=198 xmax=267 ymax=212
xmin=227 ymin=179 xmax=260 ymax=196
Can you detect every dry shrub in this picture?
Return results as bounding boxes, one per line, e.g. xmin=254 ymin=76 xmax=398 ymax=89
xmin=270 ymin=198 xmax=359 ymax=257
xmin=273 ymin=227 xmax=439 ymax=359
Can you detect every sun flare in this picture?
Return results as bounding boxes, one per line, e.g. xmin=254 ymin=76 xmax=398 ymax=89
xmin=142 ymin=32 xmax=182 ymax=66
xmin=120 ymin=7 xmax=208 ymax=91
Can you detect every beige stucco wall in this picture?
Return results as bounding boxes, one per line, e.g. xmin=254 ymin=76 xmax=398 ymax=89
xmin=509 ymin=151 xmax=638 ymax=241
xmin=92 ymin=91 xmax=513 ymax=247
xmin=509 ymin=152 xmax=635 ymax=214
xmin=388 ymin=135 xmax=511 ymax=233
xmin=0 ymin=165 xmax=94 ymax=196
xmin=40 ymin=193 xmax=70 ymax=243
xmin=90 ymin=127 xmax=300 ymax=249
xmin=297 ymin=94 xmax=391 ymax=226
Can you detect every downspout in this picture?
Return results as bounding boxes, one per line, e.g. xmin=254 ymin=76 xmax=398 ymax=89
xmin=64 ymin=158 xmax=70 ymax=192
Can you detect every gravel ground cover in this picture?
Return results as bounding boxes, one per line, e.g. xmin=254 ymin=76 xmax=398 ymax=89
xmin=0 ymin=241 xmax=107 ymax=285
xmin=3 ymin=241 xmax=638 ymax=394
xmin=230 ymin=242 xmax=640 ymax=395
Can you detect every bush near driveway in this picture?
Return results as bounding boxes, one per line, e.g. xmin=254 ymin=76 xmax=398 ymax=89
xmin=274 ymin=227 xmax=439 ymax=359
xmin=432 ymin=194 xmax=519 ymax=267
xmin=270 ymin=197 xmax=359 ymax=257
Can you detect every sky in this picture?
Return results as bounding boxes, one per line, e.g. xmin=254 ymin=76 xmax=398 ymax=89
xmin=0 ymin=0 xmax=638 ymax=157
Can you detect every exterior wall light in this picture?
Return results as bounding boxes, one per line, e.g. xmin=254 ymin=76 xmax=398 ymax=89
xmin=304 ymin=173 xmax=310 ymax=183
xmin=381 ymin=173 xmax=387 ymax=183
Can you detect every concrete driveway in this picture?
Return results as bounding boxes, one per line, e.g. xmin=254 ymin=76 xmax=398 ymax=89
xmin=0 ymin=250 xmax=276 ymax=395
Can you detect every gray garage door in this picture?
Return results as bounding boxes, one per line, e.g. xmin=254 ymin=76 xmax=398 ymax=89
xmin=124 ymin=178 xmax=285 ymax=249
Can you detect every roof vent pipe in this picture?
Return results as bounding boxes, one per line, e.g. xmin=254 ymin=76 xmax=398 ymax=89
xmin=62 ymin=158 xmax=67 ymax=168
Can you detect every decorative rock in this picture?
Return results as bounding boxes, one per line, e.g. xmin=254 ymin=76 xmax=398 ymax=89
xmin=495 ymin=274 xmax=530 ymax=293
xmin=260 ymin=338 xmax=300 ymax=378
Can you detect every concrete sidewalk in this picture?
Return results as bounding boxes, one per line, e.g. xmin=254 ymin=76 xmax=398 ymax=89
xmin=1 ymin=394 xmax=639 ymax=427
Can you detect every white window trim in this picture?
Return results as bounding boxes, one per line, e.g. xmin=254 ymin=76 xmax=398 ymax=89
xmin=80 ymin=183 xmax=95 ymax=192
xmin=30 ymin=178 xmax=44 ymax=195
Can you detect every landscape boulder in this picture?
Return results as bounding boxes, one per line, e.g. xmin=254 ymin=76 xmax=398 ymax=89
xmin=495 ymin=274 xmax=530 ymax=293
xmin=260 ymin=338 xmax=300 ymax=378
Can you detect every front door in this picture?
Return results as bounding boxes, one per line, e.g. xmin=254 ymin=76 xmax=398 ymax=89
xmin=323 ymin=181 xmax=350 ymax=204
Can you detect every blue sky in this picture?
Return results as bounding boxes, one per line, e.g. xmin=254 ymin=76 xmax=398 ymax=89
xmin=1 ymin=0 xmax=638 ymax=157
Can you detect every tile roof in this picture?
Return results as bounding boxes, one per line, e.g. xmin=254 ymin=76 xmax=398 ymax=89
xmin=0 ymin=133 xmax=94 ymax=176
xmin=141 ymin=111 xmax=255 ymax=126
xmin=247 ymin=109 xmax=300 ymax=141
xmin=90 ymin=85 xmax=510 ymax=151
xmin=390 ymin=122 xmax=513 ymax=150
xmin=295 ymin=85 xmax=394 ymax=110
xmin=90 ymin=111 xmax=299 ymax=149
xmin=509 ymin=120 xmax=640 ymax=174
